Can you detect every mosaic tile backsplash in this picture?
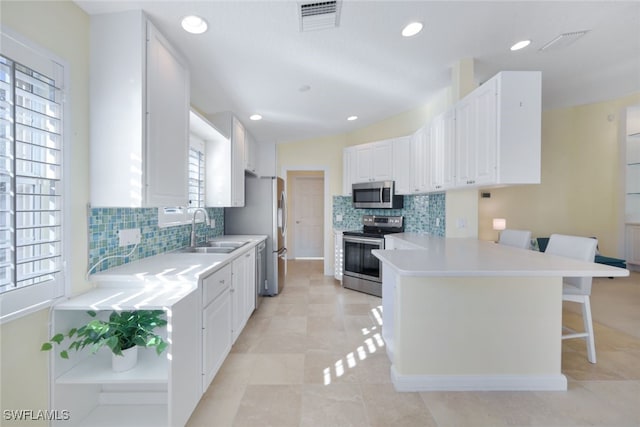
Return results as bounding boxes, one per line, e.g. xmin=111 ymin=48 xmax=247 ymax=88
xmin=333 ymin=193 xmax=446 ymax=235
xmin=88 ymin=207 xmax=224 ymax=274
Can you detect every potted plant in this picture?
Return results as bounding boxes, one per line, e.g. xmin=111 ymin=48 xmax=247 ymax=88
xmin=41 ymin=309 xmax=168 ymax=372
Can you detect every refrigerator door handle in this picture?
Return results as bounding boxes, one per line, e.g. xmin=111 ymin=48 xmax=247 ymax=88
xmin=276 ymin=247 xmax=287 ymax=257
xmin=280 ymin=190 xmax=287 ymax=237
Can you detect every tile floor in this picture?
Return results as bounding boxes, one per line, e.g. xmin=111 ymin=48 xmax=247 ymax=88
xmin=187 ymin=260 xmax=640 ymax=427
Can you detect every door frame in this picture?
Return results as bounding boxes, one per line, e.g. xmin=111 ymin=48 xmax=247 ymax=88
xmin=282 ymin=166 xmax=332 ymax=276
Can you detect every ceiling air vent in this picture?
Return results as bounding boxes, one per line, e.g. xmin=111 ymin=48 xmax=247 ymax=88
xmin=299 ymin=1 xmax=341 ymax=32
xmin=539 ymin=30 xmax=590 ymax=52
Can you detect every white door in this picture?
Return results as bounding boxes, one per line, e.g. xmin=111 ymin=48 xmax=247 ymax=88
xmin=293 ymin=176 xmax=324 ymax=258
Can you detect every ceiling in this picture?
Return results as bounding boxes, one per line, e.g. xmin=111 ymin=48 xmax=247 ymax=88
xmin=74 ymin=0 xmax=640 ymax=145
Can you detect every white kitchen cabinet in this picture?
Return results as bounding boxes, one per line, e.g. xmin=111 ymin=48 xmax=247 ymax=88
xmin=245 ymin=131 xmax=258 ymax=175
xmin=342 ymin=146 xmax=357 ymax=196
xmin=89 ymin=10 xmax=190 ymax=207
xmin=354 ymin=140 xmax=394 ymax=183
xmin=230 ymin=249 xmax=255 ymax=343
xmin=49 ymin=287 xmax=200 ymax=427
xmin=409 ymin=126 xmax=430 ymax=194
xmin=201 ymin=264 xmax=232 ymax=392
xmin=625 ymin=104 xmax=640 ymax=223
xmin=393 ymin=136 xmax=413 ymax=195
xmin=206 ymin=113 xmax=246 ymax=207
xmin=429 ymin=108 xmax=456 ymax=192
xmin=455 ymin=71 xmax=541 ymax=188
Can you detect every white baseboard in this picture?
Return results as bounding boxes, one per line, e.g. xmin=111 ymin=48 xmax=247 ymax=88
xmin=390 ymin=366 xmax=567 ymax=391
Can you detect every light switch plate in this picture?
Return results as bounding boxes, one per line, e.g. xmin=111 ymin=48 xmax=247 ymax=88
xmin=118 ymin=228 xmax=141 ymax=247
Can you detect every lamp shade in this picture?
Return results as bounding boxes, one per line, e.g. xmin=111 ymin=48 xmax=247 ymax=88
xmin=493 ymin=218 xmax=506 ymax=231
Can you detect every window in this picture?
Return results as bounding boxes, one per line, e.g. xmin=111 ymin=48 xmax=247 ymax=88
xmin=188 ymin=138 xmax=205 ymax=209
xmin=157 ymin=137 xmax=206 ymax=227
xmin=0 ymin=30 xmax=67 ymax=323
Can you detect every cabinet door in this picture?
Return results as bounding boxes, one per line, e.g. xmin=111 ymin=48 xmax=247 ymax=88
xmin=371 ymin=140 xmax=394 ymax=181
xmin=334 ymin=231 xmax=343 ymax=281
xmin=202 ymin=290 xmax=231 ymax=391
xmin=343 ymin=147 xmax=357 ymax=195
xmin=243 ymin=250 xmax=256 ymax=319
xmin=455 ymin=97 xmax=475 ymax=186
xmin=231 ymin=117 xmax=246 ymax=207
xmin=455 ymin=80 xmax=497 ymax=187
xmin=202 ymin=264 xmax=231 ymax=307
xmin=410 ymin=127 xmax=429 ymax=194
xmin=231 ymin=256 xmax=248 ymax=342
xmin=441 ymin=109 xmax=457 ymax=189
xmin=354 ymin=145 xmax=373 ymax=183
xmin=393 ymin=136 xmax=412 ymax=195
xmin=473 ymin=80 xmax=498 ymax=185
xmin=145 ymin=22 xmax=190 ymax=207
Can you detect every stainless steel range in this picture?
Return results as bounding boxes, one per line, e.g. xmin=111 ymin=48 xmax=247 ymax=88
xmin=342 ymin=215 xmax=404 ymax=297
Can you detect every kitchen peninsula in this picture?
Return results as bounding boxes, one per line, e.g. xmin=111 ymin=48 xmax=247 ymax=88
xmin=373 ymin=234 xmax=629 ymax=392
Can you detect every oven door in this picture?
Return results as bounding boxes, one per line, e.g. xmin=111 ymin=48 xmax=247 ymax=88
xmin=342 ymin=235 xmax=384 ymax=282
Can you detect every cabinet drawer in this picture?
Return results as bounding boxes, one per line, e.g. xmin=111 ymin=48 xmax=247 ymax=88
xmin=202 ymin=264 xmax=232 ymax=306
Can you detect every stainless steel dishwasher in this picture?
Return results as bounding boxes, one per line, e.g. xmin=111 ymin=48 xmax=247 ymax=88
xmin=255 ymin=241 xmax=266 ymax=309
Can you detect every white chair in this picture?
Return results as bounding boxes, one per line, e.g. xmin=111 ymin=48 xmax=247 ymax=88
xmin=498 ymin=229 xmax=532 ymax=249
xmin=545 ymin=234 xmax=598 ymax=363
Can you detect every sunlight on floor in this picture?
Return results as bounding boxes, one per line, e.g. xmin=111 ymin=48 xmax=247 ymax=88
xmin=323 ymin=304 xmax=384 ymax=385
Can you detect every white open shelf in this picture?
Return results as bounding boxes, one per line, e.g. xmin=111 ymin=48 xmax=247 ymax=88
xmin=56 ymin=347 xmax=168 ymax=385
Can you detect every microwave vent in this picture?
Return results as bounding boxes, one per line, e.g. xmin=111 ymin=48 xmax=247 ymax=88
xmin=299 ymin=1 xmax=341 ymax=32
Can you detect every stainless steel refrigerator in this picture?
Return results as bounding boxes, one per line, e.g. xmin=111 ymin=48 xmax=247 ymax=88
xmin=224 ymin=176 xmax=286 ymax=296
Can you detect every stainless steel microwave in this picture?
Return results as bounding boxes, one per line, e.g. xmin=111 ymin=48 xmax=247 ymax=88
xmin=352 ymin=181 xmax=404 ymax=209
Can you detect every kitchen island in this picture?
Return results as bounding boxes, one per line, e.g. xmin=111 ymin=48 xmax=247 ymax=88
xmin=373 ymin=234 xmax=629 ymax=392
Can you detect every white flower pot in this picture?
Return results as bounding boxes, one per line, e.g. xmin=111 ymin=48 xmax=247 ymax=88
xmin=112 ymin=346 xmax=138 ymax=372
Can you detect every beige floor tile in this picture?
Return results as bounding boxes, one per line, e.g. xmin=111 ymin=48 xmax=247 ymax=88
xmin=233 ymin=384 xmax=303 ymax=427
xmin=247 ymin=353 xmax=305 ymax=384
xmin=208 ymin=353 xmax=256 ymax=387
xmin=186 ymin=382 xmax=246 ymax=427
xmin=361 ymin=383 xmax=437 ymax=427
xmin=304 ymin=349 xmax=360 ymax=385
xmin=300 ymin=383 xmax=369 ymax=427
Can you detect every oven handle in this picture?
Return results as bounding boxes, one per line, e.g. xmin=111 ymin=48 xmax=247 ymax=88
xmin=343 ymin=235 xmax=385 ymax=246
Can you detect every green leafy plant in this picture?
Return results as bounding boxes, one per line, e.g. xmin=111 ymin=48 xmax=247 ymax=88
xmin=41 ymin=310 xmax=168 ymax=359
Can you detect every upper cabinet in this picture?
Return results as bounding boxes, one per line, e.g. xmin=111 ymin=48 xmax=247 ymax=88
xmin=429 ymin=108 xmax=456 ymax=192
xmin=456 ymin=71 xmax=541 ymax=188
xmin=208 ymin=112 xmax=246 ymax=207
xmin=90 ymin=11 xmax=190 ymax=207
xmin=341 ymin=71 xmax=541 ymax=196
xmin=245 ymin=131 xmax=258 ymax=175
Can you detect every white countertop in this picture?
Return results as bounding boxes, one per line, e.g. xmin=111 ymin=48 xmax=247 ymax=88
xmin=375 ymin=234 xmax=629 ymax=278
xmin=90 ymin=235 xmax=266 ymax=284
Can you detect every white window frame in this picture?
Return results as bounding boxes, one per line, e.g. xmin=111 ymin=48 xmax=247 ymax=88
xmin=157 ymin=135 xmax=206 ymax=228
xmin=0 ymin=27 xmax=70 ymax=324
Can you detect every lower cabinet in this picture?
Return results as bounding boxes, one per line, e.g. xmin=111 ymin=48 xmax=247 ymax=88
xmin=334 ymin=230 xmax=343 ymax=281
xmin=231 ymin=250 xmax=256 ymax=343
xmin=50 ymin=288 xmax=201 ymax=427
xmin=201 ymin=263 xmax=232 ymax=392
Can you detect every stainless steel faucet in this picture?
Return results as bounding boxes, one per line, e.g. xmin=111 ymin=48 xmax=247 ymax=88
xmin=190 ymin=208 xmax=210 ymax=247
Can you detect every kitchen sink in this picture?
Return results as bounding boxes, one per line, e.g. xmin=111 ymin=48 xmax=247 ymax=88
xmin=180 ymin=246 xmax=235 ymax=254
xmin=206 ymin=241 xmax=249 ymax=249
xmin=178 ymin=240 xmax=249 ymax=254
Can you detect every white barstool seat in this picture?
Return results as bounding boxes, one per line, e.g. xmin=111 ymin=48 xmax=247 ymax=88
xmin=498 ymin=229 xmax=532 ymax=249
xmin=545 ymin=234 xmax=598 ymax=363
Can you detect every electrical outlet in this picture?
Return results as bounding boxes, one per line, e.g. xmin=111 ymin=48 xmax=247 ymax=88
xmin=118 ymin=228 xmax=141 ymax=247
xmin=336 ymin=214 xmax=343 ymax=222
xmin=210 ymin=218 xmax=216 ymax=228
xmin=435 ymin=218 xmax=440 ymax=227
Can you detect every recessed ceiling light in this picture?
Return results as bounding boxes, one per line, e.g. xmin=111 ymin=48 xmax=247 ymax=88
xmin=299 ymin=84 xmax=311 ymax=92
xmin=510 ymin=40 xmax=531 ymax=51
xmin=249 ymin=114 xmax=262 ymax=121
xmin=347 ymin=116 xmax=358 ymax=121
xmin=181 ymin=15 xmax=208 ymax=34
xmin=401 ymin=22 xmax=423 ymax=37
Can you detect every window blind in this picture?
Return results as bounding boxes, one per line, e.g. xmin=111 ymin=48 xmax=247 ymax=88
xmin=188 ymin=145 xmax=205 ymax=208
xmin=0 ymin=54 xmax=63 ymax=294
